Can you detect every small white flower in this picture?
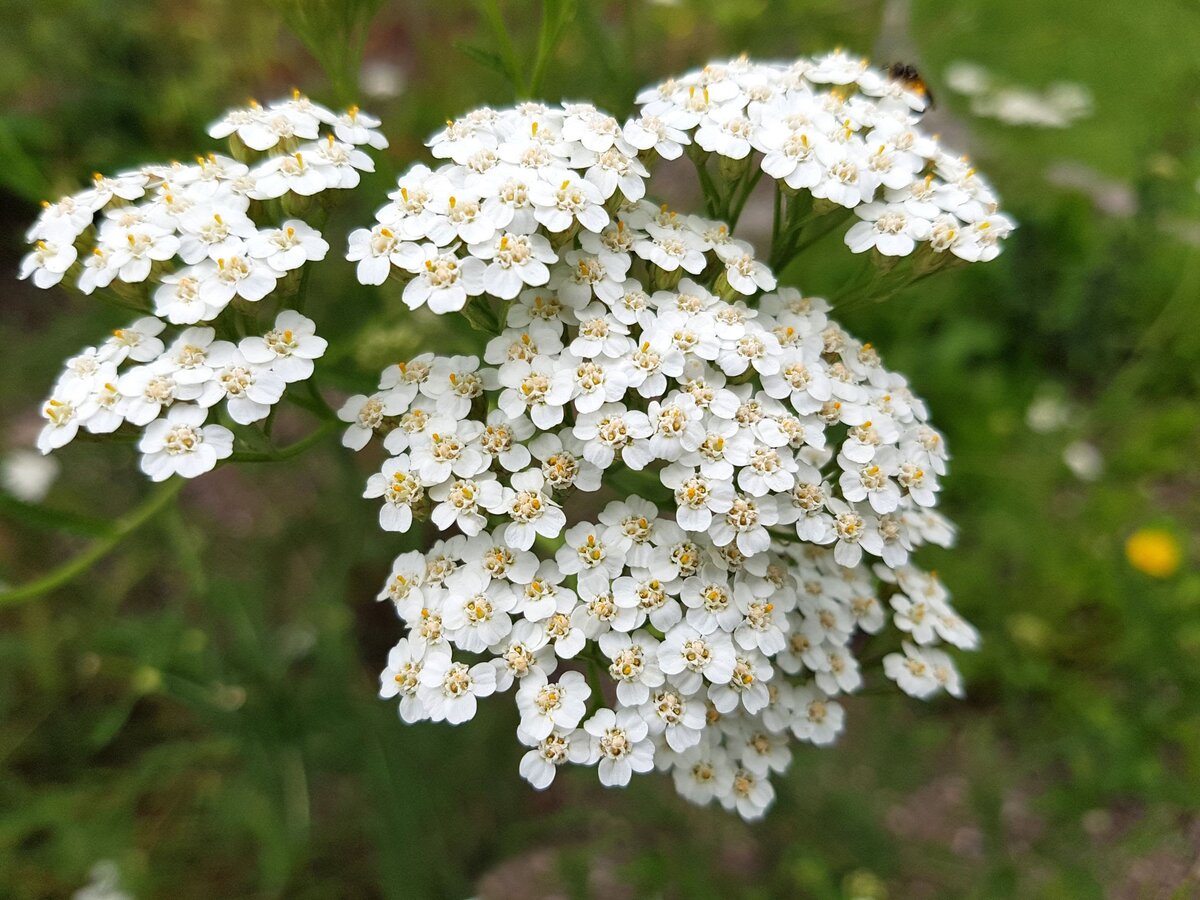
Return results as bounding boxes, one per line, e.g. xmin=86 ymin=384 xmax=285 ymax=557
xmin=408 ymin=417 xmax=488 ymax=484
xmin=247 ymin=220 xmax=329 ymax=272
xmin=722 ymin=767 xmax=776 ymax=820
xmin=137 ymin=404 xmax=233 ymax=481
xmin=239 ymin=310 xmax=327 ymax=383
xmin=530 ymin=431 xmax=602 ymax=492
xmin=518 ymin=727 xmax=594 ymax=789
xmin=337 ymin=391 xmax=407 ymax=451
xmin=658 ymin=625 xmax=736 ymax=694
xmin=441 ymin=568 xmax=515 ymax=651
xmin=196 ymin=255 xmax=279 ymax=307
xmin=572 ymin=403 xmax=654 ymax=469
xmin=346 ymin=224 xmax=405 ymax=285
xmin=500 ymin=469 xmax=567 ymax=551
xmin=599 ymin=629 xmax=665 ymax=706
xmin=845 ymin=202 xmax=931 ymax=256
xmin=249 ymin=151 xmax=329 ymax=198
xmin=102 ymin=317 xmax=166 ymax=365
xmin=669 ymin=741 xmax=735 ymax=806
xmin=517 ymin=669 xmax=590 ymax=741
xmin=19 ymin=239 xmax=78 ymax=289
xmin=883 ymin=641 xmax=943 ymax=698
xmin=117 ymin=363 xmax=201 ymax=427
xmin=661 ymin=466 xmax=735 ymax=532
xmin=790 ymin=686 xmax=845 ymax=745
xmin=380 ymin=638 xmax=432 ymax=723
xmin=201 ymin=345 xmax=286 ymax=425
xmin=399 ymin=243 xmax=487 ymax=313
xmin=110 ymin=228 xmax=180 ymax=284
xmin=333 ymin=105 xmax=389 ymax=149
xmin=418 ymin=652 xmax=496 ymax=724
xmin=556 ymin=521 xmax=625 ymax=594
xmin=708 ymin=493 xmax=779 ymax=557
xmin=530 ymin=174 xmax=609 ymax=233
xmin=429 ymin=473 xmax=503 ymax=536
xmin=470 ymin=232 xmax=557 ymax=300
xmin=584 ymin=707 xmax=655 ymax=787
xmin=497 ymin=355 xmax=574 ymax=429
xmin=36 ymin=396 xmax=82 ymax=453
xmin=363 ymin=455 xmax=425 ymax=532
xmin=492 ymin=619 xmax=556 ymax=691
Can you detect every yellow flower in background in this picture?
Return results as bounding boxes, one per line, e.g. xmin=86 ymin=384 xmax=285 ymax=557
xmin=1125 ymin=528 xmax=1183 ymax=578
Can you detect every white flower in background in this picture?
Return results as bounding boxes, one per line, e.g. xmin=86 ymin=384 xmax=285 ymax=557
xmin=3 ymin=448 xmax=61 ymax=500
xmin=137 ymin=404 xmax=233 ymax=481
xmin=72 ymin=860 xmax=133 ymax=900
xmin=1062 ymin=440 xmax=1103 ymax=482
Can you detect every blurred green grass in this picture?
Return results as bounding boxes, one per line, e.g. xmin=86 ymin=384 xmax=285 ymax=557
xmin=1 ymin=1 xmax=1198 ymax=898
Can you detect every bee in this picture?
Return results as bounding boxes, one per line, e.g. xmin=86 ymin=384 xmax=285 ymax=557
xmin=886 ymin=62 xmax=936 ymax=110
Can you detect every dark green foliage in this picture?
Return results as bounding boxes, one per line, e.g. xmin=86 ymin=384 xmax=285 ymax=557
xmin=1 ymin=1 xmax=1198 ymax=897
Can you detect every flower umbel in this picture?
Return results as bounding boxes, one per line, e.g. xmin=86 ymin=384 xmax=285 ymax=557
xmin=359 ymin=53 xmax=1002 ymax=821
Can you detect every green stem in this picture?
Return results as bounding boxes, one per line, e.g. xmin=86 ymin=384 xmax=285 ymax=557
xmin=0 ymin=479 xmax=184 ymax=607
xmin=228 ymin=419 xmax=337 ymax=463
xmin=689 ymin=154 xmax=722 ymax=218
xmin=726 ymin=162 xmax=764 ymax=231
xmin=528 ymin=0 xmax=574 ymax=98
xmin=584 ymin=654 xmax=608 ymax=715
xmin=477 ymin=0 xmax=526 ymax=94
xmin=770 ymin=184 xmax=783 ymax=257
xmin=0 ymin=493 xmax=116 ymax=538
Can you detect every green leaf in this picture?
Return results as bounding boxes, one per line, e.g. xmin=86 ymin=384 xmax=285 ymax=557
xmin=453 ymin=40 xmax=520 ymax=88
xmin=0 ymin=493 xmax=116 ymax=539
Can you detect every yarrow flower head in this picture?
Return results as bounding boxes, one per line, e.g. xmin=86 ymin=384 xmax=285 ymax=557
xmin=22 ymin=93 xmax=385 ymax=481
xmin=357 ymin=53 xmax=1000 ymax=820
xmin=21 ymin=53 xmax=1005 ymax=823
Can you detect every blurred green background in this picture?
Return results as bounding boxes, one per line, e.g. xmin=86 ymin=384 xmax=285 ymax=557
xmin=1 ymin=1 xmax=1198 ymax=897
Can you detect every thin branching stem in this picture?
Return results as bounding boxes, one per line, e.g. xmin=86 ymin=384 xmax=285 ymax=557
xmin=0 ymin=478 xmax=185 ymax=607
xmin=228 ymin=419 xmax=337 ymax=462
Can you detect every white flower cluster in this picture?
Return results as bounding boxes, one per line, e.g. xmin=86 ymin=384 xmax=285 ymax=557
xmin=352 ymin=54 xmax=996 ymax=818
xmin=633 ymin=50 xmax=1014 ymax=259
xmin=21 ymin=95 xmax=385 ymax=480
